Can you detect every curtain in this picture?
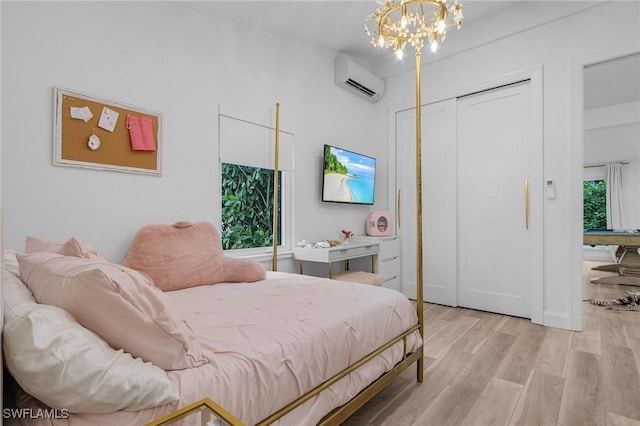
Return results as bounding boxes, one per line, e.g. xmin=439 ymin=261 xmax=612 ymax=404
xmin=605 ymin=162 xmax=625 ymax=229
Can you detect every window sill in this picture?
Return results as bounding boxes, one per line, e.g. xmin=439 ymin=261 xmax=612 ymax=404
xmin=224 ymin=250 xmax=293 ymax=262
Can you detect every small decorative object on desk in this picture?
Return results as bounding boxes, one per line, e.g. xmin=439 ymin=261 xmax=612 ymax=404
xmin=341 ymin=229 xmax=354 ymax=239
xmin=296 ymin=239 xmax=342 ymax=248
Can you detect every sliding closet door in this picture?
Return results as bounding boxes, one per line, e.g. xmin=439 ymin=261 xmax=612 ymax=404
xmin=457 ymin=81 xmax=542 ymax=318
xmin=396 ymin=99 xmax=457 ymax=305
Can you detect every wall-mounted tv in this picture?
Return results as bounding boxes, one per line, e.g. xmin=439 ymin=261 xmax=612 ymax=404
xmin=322 ymin=144 xmax=376 ymax=205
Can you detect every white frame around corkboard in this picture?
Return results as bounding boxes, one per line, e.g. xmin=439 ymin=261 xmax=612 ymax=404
xmin=53 ymin=87 xmax=162 ymax=175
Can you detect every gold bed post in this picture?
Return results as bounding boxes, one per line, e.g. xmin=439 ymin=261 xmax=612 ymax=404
xmin=365 ymin=0 xmax=463 ymax=384
xmin=415 ymin=52 xmax=424 ymax=382
xmin=272 ymin=102 xmax=280 ymax=272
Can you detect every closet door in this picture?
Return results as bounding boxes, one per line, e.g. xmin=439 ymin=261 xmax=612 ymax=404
xmin=396 ymin=99 xmax=457 ymax=305
xmin=457 ymin=81 xmax=541 ymax=318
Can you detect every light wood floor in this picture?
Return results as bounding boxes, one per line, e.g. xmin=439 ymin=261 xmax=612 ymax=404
xmin=343 ymin=261 xmax=640 ymax=426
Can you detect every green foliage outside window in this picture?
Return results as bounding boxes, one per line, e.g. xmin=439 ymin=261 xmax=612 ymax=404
xmin=583 ymin=180 xmax=607 ymax=230
xmin=323 ymin=145 xmax=348 ymax=175
xmin=221 ymin=163 xmax=281 ymax=250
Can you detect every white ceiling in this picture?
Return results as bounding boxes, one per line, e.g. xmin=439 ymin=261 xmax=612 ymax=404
xmin=177 ymin=1 xmax=511 ymax=61
xmin=584 ymin=53 xmax=640 ymax=110
xmin=176 ymin=0 xmax=523 ymax=77
xmin=173 ymin=1 xmax=639 ymax=109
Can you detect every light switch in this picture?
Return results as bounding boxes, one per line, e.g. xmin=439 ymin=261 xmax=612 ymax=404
xmin=546 ymin=179 xmax=556 ymax=199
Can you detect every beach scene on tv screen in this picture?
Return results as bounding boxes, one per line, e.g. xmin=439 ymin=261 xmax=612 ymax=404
xmin=323 ymin=146 xmax=375 ymax=204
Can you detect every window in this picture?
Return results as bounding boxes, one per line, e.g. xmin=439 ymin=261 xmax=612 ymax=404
xmin=218 ymin=107 xmax=294 ymax=255
xmin=583 ymin=179 xmax=606 ymax=230
xmin=221 ymin=163 xmax=282 ymax=250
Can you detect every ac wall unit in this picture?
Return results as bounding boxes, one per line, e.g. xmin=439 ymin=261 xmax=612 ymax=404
xmin=334 ymin=56 xmax=384 ymax=102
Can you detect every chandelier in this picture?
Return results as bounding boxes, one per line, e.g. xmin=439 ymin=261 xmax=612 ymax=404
xmin=365 ymin=0 xmax=463 ymax=59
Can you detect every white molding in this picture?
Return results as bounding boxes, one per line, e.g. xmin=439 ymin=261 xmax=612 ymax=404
xmin=570 ymin=42 xmax=640 ymax=331
xmin=392 ymin=66 xmax=546 ymax=113
xmin=428 ymin=66 xmax=544 ymax=106
xmin=530 ymin=67 xmax=544 ymax=326
xmin=387 ymin=106 xmax=396 ymax=220
xmin=543 ymin=311 xmax=571 ymax=330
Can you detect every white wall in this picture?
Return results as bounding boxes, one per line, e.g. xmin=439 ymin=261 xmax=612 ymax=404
xmin=379 ymin=2 xmax=640 ymax=329
xmin=1 ymin=2 xmax=388 ymax=264
xmin=584 ymin=102 xmax=640 ymax=229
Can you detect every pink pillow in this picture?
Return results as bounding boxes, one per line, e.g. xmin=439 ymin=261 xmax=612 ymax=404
xmin=62 ymin=237 xmax=105 ymax=260
xmin=25 ymin=236 xmax=66 ymax=254
xmin=123 ymin=221 xmax=266 ymax=291
xmin=17 ymin=252 xmax=208 ymax=370
xmin=26 ymin=236 xmax=155 ymax=284
xmin=25 ymin=236 xmax=105 ymax=261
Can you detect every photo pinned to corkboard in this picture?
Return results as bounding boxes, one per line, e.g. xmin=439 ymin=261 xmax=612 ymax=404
xmin=53 ymin=87 xmax=162 ymax=175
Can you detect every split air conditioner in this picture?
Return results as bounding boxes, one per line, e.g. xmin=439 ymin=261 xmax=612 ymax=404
xmin=334 ymin=56 xmax=384 ymax=102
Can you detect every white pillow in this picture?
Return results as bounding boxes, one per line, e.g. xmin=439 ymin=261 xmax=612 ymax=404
xmin=3 ymin=249 xmax=20 ymax=277
xmin=2 ymin=269 xmax=36 ymax=325
xmin=2 ymin=299 xmax=180 ymax=413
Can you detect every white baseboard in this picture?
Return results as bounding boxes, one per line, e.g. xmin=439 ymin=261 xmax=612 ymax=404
xmin=543 ymin=311 xmax=575 ymax=331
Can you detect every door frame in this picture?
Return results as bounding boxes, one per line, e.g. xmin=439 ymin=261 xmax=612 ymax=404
xmin=570 ymin=42 xmax=640 ymax=331
xmin=390 ymin=66 xmax=544 ymax=324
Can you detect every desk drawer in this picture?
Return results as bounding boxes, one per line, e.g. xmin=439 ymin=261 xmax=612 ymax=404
xmin=379 ymin=237 xmax=400 ymax=260
xmin=383 ymin=275 xmax=401 ymax=292
xmin=328 ymin=244 xmax=378 ymax=262
xmin=379 ymin=256 xmax=400 ymax=279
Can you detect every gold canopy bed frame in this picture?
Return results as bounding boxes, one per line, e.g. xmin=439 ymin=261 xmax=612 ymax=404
xmin=149 ymin=97 xmax=424 ymax=425
xmin=150 ymin=1 xmax=464 ymax=423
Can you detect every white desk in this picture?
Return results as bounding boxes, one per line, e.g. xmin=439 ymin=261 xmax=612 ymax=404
xmin=292 ymin=241 xmax=379 ymax=278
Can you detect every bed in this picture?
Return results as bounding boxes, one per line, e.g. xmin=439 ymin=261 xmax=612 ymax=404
xmin=2 ymin=222 xmax=424 ymax=426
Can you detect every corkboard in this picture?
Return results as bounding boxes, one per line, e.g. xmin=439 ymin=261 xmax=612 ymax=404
xmin=53 ymin=87 xmax=162 ymax=175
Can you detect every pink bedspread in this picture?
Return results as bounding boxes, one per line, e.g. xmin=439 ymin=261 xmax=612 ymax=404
xmin=24 ymin=272 xmax=422 ymax=426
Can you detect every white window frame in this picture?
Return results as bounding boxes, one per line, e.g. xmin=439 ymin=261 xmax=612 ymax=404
xmin=220 ymin=163 xmax=293 ymax=258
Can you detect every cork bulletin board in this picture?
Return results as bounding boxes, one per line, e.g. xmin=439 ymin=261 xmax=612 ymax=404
xmin=53 ymin=87 xmax=162 ymax=175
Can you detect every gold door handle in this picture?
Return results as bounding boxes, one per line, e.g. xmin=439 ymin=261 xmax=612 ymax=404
xmin=525 ymin=180 xmax=529 ymax=230
xmin=397 ymin=189 xmax=401 ymax=228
